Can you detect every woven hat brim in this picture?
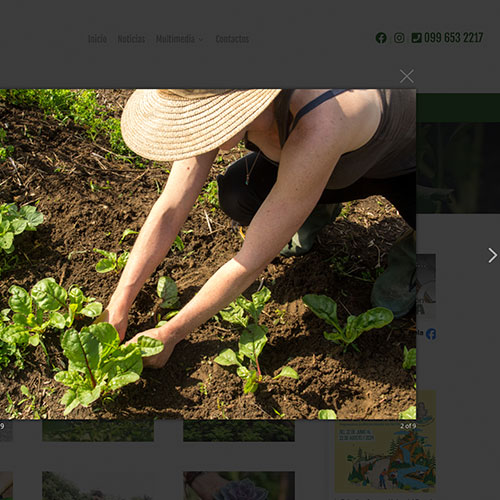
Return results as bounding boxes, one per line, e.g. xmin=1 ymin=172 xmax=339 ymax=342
xmin=121 ymin=89 xmax=282 ymax=161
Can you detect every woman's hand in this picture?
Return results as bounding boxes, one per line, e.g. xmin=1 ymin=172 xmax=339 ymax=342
xmin=126 ymin=328 xmax=178 ymax=368
xmin=96 ymin=307 xmax=128 ymax=341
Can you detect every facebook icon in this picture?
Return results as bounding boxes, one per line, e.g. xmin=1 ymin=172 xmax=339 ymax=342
xmin=426 ymin=328 xmax=437 ymax=340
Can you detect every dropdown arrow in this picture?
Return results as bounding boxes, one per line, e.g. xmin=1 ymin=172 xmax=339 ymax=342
xmin=488 ymin=247 xmax=497 ymax=263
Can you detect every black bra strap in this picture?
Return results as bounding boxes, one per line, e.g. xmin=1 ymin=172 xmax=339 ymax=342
xmin=290 ymin=89 xmax=348 ymax=133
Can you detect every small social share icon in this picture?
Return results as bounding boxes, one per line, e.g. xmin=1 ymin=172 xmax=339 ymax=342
xmin=412 ymin=32 xmax=423 ymax=43
xmin=394 ymin=32 xmax=405 ymax=43
xmin=426 ymin=328 xmax=437 ymax=340
xmin=376 ymin=32 xmax=387 ymax=44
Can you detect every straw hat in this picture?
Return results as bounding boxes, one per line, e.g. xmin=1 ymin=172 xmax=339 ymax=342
xmin=121 ymin=89 xmax=282 ymax=161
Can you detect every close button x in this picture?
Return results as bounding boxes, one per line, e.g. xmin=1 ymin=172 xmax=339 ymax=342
xmin=399 ymin=69 xmax=415 ymax=83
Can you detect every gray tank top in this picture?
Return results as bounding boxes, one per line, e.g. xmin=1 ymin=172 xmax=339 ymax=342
xmin=245 ymin=89 xmax=416 ymax=189
xmin=325 ymin=89 xmax=416 ymax=189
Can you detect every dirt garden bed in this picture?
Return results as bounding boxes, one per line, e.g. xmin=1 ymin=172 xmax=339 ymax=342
xmin=0 ymin=90 xmax=416 ymax=420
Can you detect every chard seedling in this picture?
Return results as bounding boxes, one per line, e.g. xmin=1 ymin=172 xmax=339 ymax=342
xmin=303 ymin=294 xmax=394 ymax=353
xmin=399 ymin=405 xmax=417 ymax=420
xmin=118 ymin=228 xmax=138 ymax=244
xmin=54 ymin=322 xmax=164 ymax=415
xmin=94 ymin=248 xmax=129 ymax=273
xmin=0 ymin=278 xmax=102 ymax=369
xmin=318 ymin=409 xmax=337 ymax=420
xmin=215 ymin=287 xmax=298 ymax=393
xmin=154 ymin=276 xmax=180 ymax=327
xmin=0 ymin=203 xmax=43 ymax=273
xmin=171 ymin=235 xmax=184 ymax=252
xmin=219 ymin=286 xmax=272 ymax=328
xmin=402 ymin=346 xmax=416 ymax=370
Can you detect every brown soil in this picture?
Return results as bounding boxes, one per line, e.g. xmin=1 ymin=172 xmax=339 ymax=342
xmin=0 ymin=91 xmax=416 ymax=420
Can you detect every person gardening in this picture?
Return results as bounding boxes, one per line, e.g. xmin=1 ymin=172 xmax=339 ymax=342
xmin=101 ymin=89 xmax=415 ymax=368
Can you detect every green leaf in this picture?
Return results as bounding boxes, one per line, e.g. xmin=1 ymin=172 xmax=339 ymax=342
xmin=68 ymin=285 xmax=85 ymax=307
xmin=0 ymin=232 xmax=14 ymax=250
xmin=93 ymin=248 xmax=114 ymax=259
xmin=116 ymin=251 xmax=129 ymax=270
xmin=273 ymin=366 xmax=299 ymax=380
xmin=156 ymin=276 xmax=178 ymax=308
xmin=12 ymin=313 xmax=29 ymax=326
xmin=87 ymin=322 xmax=120 ymax=348
xmin=163 ymin=310 xmax=179 ymax=321
xmin=28 ymin=334 xmax=41 ymax=346
xmin=49 ymin=311 xmax=66 ymax=329
xmin=107 ymin=372 xmax=140 ymax=391
xmin=318 ymin=409 xmax=337 ymax=420
xmin=243 ymin=370 xmax=259 ymax=393
xmin=323 ymin=331 xmax=342 ymax=344
xmin=303 ymin=294 xmax=340 ymax=328
xmin=344 ymin=307 xmax=393 ymax=340
xmin=60 ymin=389 xmax=80 ymax=416
xmin=75 ymin=385 xmax=102 ymax=407
xmin=399 ymin=405 xmax=417 ymax=420
xmin=20 ymin=205 xmax=44 ymax=229
xmin=0 ymin=325 xmax=30 ymax=345
xmin=60 ymin=327 xmax=100 ymax=382
xmin=236 ymin=366 xmax=251 ymax=379
xmin=104 ymin=344 xmax=143 ymax=381
xmin=135 ymin=335 xmax=164 ymax=357
xmin=8 ymin=285 xmax=32 ymax=315
xmin=214 ymin=348 xmax=242 ymax=367
xmin=80 ymin=302 xmax=103 ymax=318
xmin=251 ymin=286 xmax=271 ymax=320
xmin=10 ymin=218 xmax=27 ymax=235
xmin=403 ymin=346 xmax=417 ymax=370
xmin=239 ymin=324 xmax=267 ymax=362
xmin=219 ymin=303 xmax=248 ymax=328
xmin=31 ymin=278 xmax=68 ymax=311
xmin=119 ymin=228 xmax=138 ymax=244
xmin=95 ymin=258 xmax=115 ymax=273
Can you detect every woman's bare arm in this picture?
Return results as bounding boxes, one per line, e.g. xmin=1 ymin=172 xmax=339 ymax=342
xmin=103 ymin=150 xmax=216 ymax=338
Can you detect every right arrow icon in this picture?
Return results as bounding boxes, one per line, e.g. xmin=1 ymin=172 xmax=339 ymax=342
xmin=488 ymin=247 xmax=497 ymax=263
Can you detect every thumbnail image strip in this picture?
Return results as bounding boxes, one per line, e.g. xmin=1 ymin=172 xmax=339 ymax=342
xmin=183 ymin=420 xmax=295 ymax=442
xmin=42 ymin=420 xmax=154 ymax=442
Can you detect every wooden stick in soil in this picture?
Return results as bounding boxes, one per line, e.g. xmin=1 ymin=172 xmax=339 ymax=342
xmin=203 ymin=209 xmax=213 ymax=233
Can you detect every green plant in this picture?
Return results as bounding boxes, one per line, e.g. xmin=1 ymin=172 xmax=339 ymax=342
xmin=5 ymin=392 xmax=21 ymax=418
xmin=219 ymin=287 xmax=272 ymax=328
xmin=399 ymin=405 xmax=417 ymax=420
xmin=303 ymin=294 xmax=393 ymax=353
xmin=119 ymin=228 xmax=138 ymax=244
xmin=54 ymin=322 xmax=163 ymax=415
xmin=89 ymin=179 xmax=111 ymax=192
xmin=0 ymin=126 xmax=14 ymax=161
xmin=0 ymin=89 xmax=147 ymax=166
xmin=272 ymin=308 xmax=286 ymax=325
xmin=0 ymin=203 xmax=44 ymax=273
xmin=215 ymin=287 xmax=298 ymax=393
xmin=402 ymin=346 xmax=416 ymax=370
xmin=198 ymin=180 xmax=220 ymax=208
xmin=4 ymin=385 xmax=46 ymax=418
xmin=93 ymin=248 xmax=129 ymax=273
xmin=0 ymin=278 xmax=103 ymax=369
xmin=171 ymin=235 xmax=184 ymax=252
xmin=318 ymin=409 xmax=337 ymax=419
xmin=154 ymin=276 xmax=180 ymax=327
